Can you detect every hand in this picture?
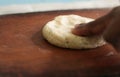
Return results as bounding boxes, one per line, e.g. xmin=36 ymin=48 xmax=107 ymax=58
xmin=72 ymin=6 xmax=120 ymax=51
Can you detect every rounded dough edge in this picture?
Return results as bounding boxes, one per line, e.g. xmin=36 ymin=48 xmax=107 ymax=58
xmin=42 ymin=14 xmax=106 ymax=49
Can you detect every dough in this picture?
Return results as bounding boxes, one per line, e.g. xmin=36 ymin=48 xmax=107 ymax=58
xmin=42 ymin=15 xmax=106 ymax=49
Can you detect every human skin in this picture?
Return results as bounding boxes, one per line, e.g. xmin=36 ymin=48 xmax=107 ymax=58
xmin=72 ymin=6 xmax=120 ymax=51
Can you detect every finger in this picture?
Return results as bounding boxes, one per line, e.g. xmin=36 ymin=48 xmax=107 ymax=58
xmin=72 ymin=13 xmax=112 ymax=36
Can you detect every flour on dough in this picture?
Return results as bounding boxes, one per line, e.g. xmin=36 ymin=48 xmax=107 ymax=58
xmin=42 ymin=14 xmax=106 ymax=49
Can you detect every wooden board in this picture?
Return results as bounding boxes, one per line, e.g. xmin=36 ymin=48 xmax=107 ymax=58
xmin=0 ymin=9 xmax=120 ymax=77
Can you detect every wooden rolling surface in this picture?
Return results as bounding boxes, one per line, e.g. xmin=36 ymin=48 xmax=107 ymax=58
xmin=0 ymin=9 xmax=120 ymax=77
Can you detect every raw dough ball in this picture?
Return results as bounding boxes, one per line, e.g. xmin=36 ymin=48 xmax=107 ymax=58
xmin=42 ymin=15 xmax=106 ymax=49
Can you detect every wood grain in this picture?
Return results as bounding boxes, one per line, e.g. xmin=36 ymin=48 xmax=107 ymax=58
xmin=0 ymin=9 xmax=120 ymax=77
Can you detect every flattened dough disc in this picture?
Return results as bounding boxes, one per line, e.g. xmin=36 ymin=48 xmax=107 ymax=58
xmin=42 ymin=15 xmax=106 ymax=49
